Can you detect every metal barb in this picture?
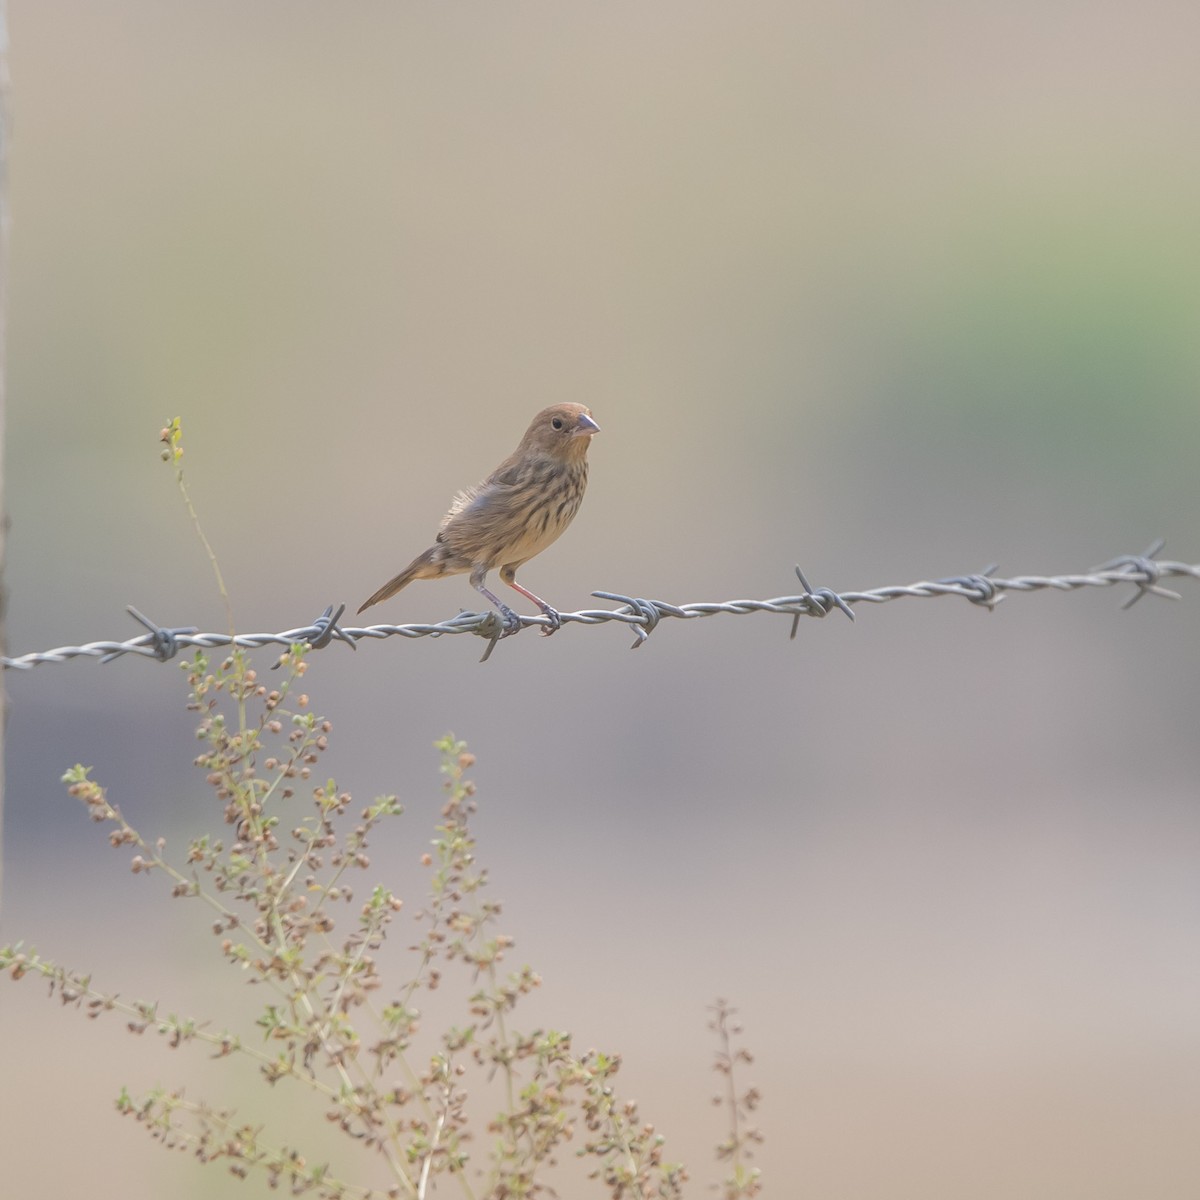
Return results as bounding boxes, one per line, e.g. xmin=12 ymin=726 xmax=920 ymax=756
xmin=307 ymin=604 xmax=353 ymax=652
xmin=1089 ymin=539 xmax=1181 ymax=610
xmin=271 ymin=604 xmax=355 ymax=669
xmin=591 ymin=591 xmax=663 ymax=648
xmin=100 ymin=607 xmax=199 ymax=664
xmin=934 ymin=565 xmax=1004 ymax=610
xmin=474 ymin=611 xmax=507 ymax=663
xmin=789 ymin=566 xmax=856 ymax=639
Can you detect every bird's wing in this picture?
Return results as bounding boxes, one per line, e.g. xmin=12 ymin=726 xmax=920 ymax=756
xmin=439 ymin=454 xmax=528 ymax=532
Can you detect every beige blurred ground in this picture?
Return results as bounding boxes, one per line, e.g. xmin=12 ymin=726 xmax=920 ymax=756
xmin=3 ymin=2 xmax=1200 ymax=1197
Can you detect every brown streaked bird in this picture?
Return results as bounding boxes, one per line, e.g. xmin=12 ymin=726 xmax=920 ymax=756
xmin=358 ymin=403 xmax=600 ymax=637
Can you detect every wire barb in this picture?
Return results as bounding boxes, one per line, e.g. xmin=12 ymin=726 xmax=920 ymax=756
xmin=306 ymin=604 xmax=353 ymax=651
xmin=933 ymin=565 xmax=1003 ymax=610
xmin=271 ymin=604 xmax=355 ymax=669
xmin=99 ymin=607 xmax=199 ymax=665
xmin=474 ymin=611 xmax=507 ymax=663
xmin=1089 ymin=539 xmax=1181 ymax=610
xmin=590 ymin=591 xmax=673 ymax=648
xmin=4 ymin=543 xmax=1195 ymax=671
xmin=789 ymin=566 xmax=856 ymax=639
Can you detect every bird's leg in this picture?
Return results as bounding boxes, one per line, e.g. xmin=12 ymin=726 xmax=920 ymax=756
xmin=471 ymin=566 xmax=522 ymax=636
xmin=500 ymin=566 xmax=561 ymax=636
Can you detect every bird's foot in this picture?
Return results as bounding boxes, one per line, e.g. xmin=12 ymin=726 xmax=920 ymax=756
xmin=537 ymin=605 xmax=562 ymax=636
xmin=496 ymin=603 xmax=523 ymax=637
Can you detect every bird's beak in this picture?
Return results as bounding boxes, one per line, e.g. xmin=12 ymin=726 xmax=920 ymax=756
xmin=575 ymin=414 xmax=600 ymax=437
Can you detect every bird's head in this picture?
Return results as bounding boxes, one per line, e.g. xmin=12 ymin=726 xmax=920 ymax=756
xmin=520 ymin=403 xmax=600 ymax=462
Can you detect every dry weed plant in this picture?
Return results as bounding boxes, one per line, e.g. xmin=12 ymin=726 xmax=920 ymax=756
xmin=1 ymin=421 xmax=763 ymax=1197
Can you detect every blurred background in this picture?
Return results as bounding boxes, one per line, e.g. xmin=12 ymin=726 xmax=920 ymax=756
xmin=3 ymin=2 xmax=1200 ymax=1196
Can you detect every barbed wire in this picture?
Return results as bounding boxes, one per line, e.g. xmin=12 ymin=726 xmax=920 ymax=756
xmin=3 ymin=541 xmax=1194 ymax=670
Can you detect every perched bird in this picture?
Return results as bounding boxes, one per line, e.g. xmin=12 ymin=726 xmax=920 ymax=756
xmin=358 ymin=403 xmax=600 ymax=637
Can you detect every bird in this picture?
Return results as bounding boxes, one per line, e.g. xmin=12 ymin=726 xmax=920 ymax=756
xmin=358 ymin=403 xmax=600 ymax=637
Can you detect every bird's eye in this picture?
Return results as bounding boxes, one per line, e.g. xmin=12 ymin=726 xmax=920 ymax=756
xmin=551 ymin=417 xmax=565 ymax=431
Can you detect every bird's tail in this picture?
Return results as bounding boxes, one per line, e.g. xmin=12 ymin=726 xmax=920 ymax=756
xmin=357 ymin=545 xmax=446 ymax=613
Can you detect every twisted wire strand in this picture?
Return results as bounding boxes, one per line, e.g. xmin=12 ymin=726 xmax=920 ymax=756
xmin=3 ymin=543 xmax=1195 ymax=671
